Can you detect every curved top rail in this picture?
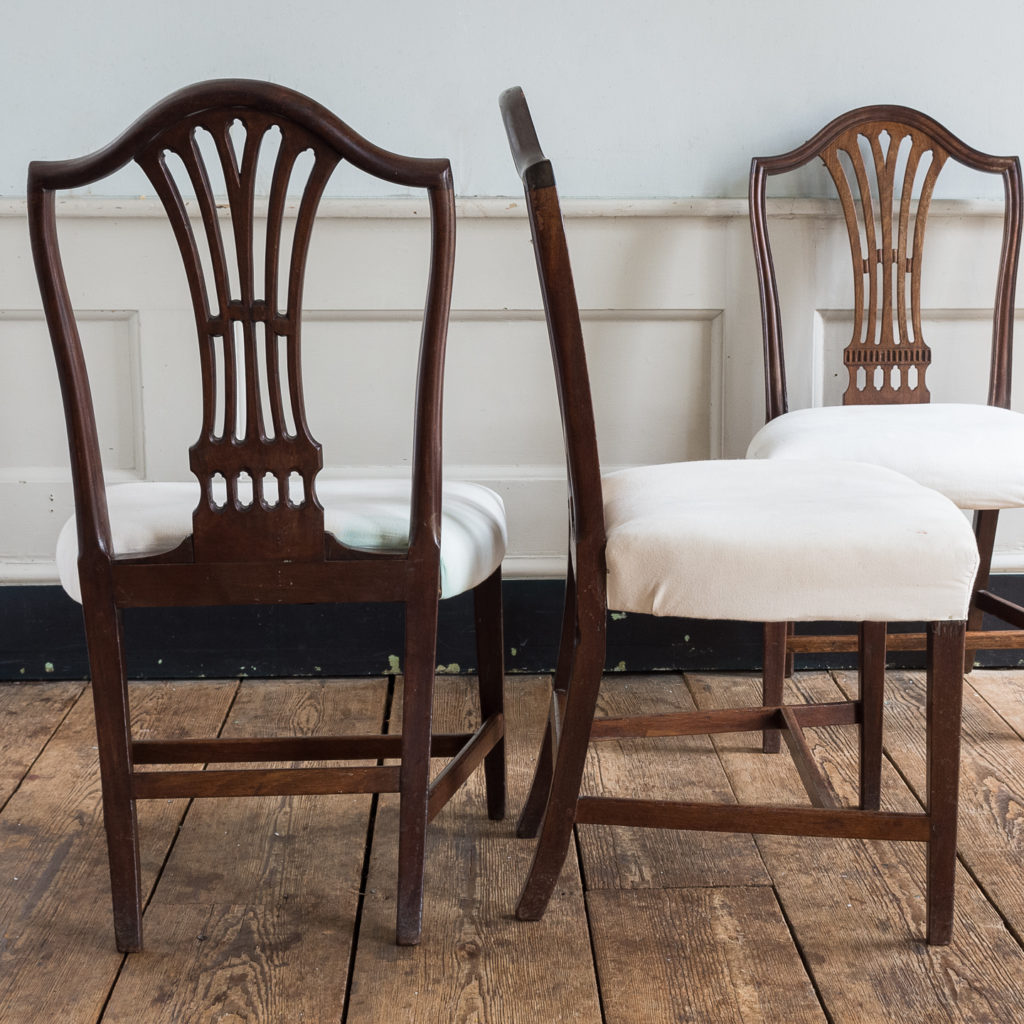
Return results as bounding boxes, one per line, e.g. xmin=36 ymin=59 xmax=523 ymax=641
xmin=28 ymin=78 xmax=451 ymax=192
xmin=752 ymin=104 xmax=1018 ymax=178
xmin=499 ymin=87 xmax=555 ymax=190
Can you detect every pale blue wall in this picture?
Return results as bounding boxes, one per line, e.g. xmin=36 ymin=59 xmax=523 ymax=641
xmin=4 ymin=0 xmax=1022 ymax=198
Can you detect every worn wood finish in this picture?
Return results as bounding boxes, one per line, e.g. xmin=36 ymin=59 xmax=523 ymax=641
xmin=749 ymin=107 xmax=1024 ymax=663
xmin=692 ymin=671 xmax=1024 ymax=1022
xmin=838 ymin=668 xmax=1024 ymax=943
xmin=0 ymin=681 xmax=235 ymax=1023
xmin=577 ymin=676 xmax=769 ymax=891
xmin=346 ymin=675 xmax=603 ymax=1024
xmin=501 ymin=85 xmax=968 ymax=944
xmin=29 ymin=79 xmax=505 ymax=948
xmin=104 ymin=679 xmax=384 ymax=1022
xmin=588 ymin=888 xmax=827 ymax=1024
xmin=0 ymin=681 xmax=82 ymax=807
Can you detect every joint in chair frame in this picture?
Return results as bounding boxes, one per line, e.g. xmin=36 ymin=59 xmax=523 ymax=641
xmin=746 ymin=106 xmax=1024 ymax=678
xmin=29 ymin=79 xmax=507 ymax=950
xmin=500 ymin=85 xmax=976 ymax=946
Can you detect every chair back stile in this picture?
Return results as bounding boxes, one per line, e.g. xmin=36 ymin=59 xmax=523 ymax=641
xmin=29 ymin=79 xmax=455 ymax=582
xmin=498 ymin=88 xmax=606 ymax=616
xmin=749 ymin=104 xmax=1022 ymax=419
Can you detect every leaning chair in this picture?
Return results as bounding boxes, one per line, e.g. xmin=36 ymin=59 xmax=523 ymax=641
xmin=29 ymin=79 xmax=507 ymax=949
xmin=747 ymin=106 xmax=1024 ymax=677
xmin=500 ymin=85 xmax=977 ymax=945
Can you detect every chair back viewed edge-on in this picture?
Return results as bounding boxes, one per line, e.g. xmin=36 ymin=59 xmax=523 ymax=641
xmin=29 ymin=78 xmax=455 ymax=581
xmin=749 ymin=105 xmax=1023 ymax=420
xmin=498 ymin=87 xmax=607 ymax=594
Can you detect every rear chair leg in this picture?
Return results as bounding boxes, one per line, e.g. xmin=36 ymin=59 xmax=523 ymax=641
xmin=516 ymin=624 xmax=605 ymax=921
xmin=925 ymin=620 xmax=966 ymax=946
xmin=517 ymin=564 xmax=577 ymax=838
xmin=395 ymin=596 xmax=439 ymax=946
xmin=473 ymin=568 xmax=506 ymax=821
xmin=964 ymin=509 xmax=998 ymax=672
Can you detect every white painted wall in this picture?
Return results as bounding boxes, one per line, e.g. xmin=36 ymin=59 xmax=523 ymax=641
xmin=3 ymin=1 xmax=1024 ymax=584
xmin=4 ymin=0 xmax=1023 ymax=198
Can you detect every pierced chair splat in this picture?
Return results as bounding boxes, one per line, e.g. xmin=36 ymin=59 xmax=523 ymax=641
xmin=500 ymin=85 xmax=976 ymax=946
xmin=29 ymin=79 xmax=507 ymax=950
xmin=747 ymin=106 xmax=1024 ymax=677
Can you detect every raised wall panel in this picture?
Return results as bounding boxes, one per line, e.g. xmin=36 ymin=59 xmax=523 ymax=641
xmin=3 ymin=198 xmax=1023 ymax=581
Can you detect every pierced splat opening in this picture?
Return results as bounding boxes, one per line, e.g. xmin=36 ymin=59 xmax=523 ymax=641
xmin=261 ymin=472 xmax=279 ymax=507
xmin=873 ymin=366 xmax=884 ymax=391
xmin=287 ymin=472 xmax=305 ymax=507
xmin=908 ymin=365 xmax=919 ymax=390
xmin=890 ymin=366 xmax=902 ymax=390
xmin=236 ymin=470 xmax=254 ymax=508
xmin=210 ymin=472 xmax=227 ymax=509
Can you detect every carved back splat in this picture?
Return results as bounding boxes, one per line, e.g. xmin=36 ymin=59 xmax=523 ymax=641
xmin=29 ymin=80 xmax=456 ymax=573
xmin=138 ymin=111 xmax=333 ymax=561
xmin=750 ymin=105 xmax=1022 ymax=420
xmin=822 ymin=123 xmax=946 ymax=404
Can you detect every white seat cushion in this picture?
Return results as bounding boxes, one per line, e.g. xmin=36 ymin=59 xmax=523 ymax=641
xmin=603 ymin=459 xmax=978 ymax=623
xmin=56 ymin=478 xmax=507 ymax=603
xmin=746 ymin=403 xmax=1024 ymax=509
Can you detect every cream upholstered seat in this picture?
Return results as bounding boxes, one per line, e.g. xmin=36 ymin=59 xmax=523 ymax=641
xmin=56 ymin=479 xmax=507 ymax=603
xmin=604 ymin=459 xmax=978 ymax=623
xmin=747 ymin=404 xmax=1024 ymax=511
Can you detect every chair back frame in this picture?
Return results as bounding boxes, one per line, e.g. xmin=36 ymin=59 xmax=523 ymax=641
xmin=750 ymin=105 xmax=1022 ymax=419
xmin=29 ymin=79 xmax=455 ymax=599
xmin=499 ymin=87 xmax=607 ymax=627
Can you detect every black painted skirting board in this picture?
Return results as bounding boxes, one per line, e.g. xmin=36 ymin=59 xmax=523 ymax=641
xmin=3 ymin=578 xmax=1024 ymax=681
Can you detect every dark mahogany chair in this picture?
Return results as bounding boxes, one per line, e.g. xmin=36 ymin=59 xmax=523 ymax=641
xmin=500 ymin=85 xmax=977 ymax=945
xmin=747 ymin=107 xmax=1024 ymax=680
xmin=29 ymin=79 xmax=506 ymax=950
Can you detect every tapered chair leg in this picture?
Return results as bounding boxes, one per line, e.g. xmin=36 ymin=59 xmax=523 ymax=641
xmin=82 ymin=592 xmax=143 ymax=953
xmin=395 ymin=595 xmax=440 ymax=946
xmin=473 ymin=567 xmax=506 ymax=821
xmin=964 ymin=509 xmax=999 ymax=672
xmin=516 ymin=563 xmax=577 ymax=838
xmin=516 ymin=625 xmax=605 ymax=921
xmin=858 ymin=621 xmax=886 ymax=811
xmin=925 ymin=620 xmax=966 ymax=945
xmin=762 ymin=622 xmax=787 ymax=753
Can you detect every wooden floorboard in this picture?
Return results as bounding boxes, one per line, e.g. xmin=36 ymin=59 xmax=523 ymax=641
xmin=579 ymin=675 xmax=770 ymax=891
xmin=0 ymin=681 xmax=237 ymax=1024
xmin=689 ymin=672 xmax=1024 ymax=1024
xmin=1 ymin=671 xmax=1024 ymax=1022
xmin=103 ymin=678 xmax=388 ymax=1023
xmin=346 ymin=675 xmax=604 ymax=1024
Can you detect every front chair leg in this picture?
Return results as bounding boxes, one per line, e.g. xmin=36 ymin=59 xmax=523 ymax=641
xmin=395 ymin=596 xmax=439 ymax=946
xmin=473 ymin=567 xmax=506 ymax=821
xmin=858 ymin=621 xmax=886 ymax=811
xmin=82 ymin=592 xmax=143 ymax=953
xmin=762 ymin=622 xmax=787 ymax=753
xmin=925 ymin=620 xmax=966 ymax=946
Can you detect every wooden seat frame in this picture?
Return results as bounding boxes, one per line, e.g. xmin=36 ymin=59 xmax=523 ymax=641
xmin=750 ymin=106 xmax=1024 ymax=681
xmin=500 ymin=86 xmax=966 ymax=945
xmin=29 ymin=79 xmax=505 ymax=950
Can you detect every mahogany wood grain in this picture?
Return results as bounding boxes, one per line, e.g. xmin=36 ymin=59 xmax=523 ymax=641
xmin=750 ymin=107 xmax=1024 ymax=665
xmin=28 ymin=79 xmax=504 ymax=949
xmin=501 ymin=85 xmax=968 ymax=946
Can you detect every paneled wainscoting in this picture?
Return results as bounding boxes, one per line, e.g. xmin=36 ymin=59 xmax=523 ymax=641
xmin=4 ymin=196 xmax=1024 ymax=589
xmin=1 ymin=669 xmax=1023 ymax=1022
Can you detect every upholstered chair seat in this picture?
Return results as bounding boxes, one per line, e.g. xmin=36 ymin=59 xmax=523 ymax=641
xmin=747 ymin=404 xmax=1024 ymax=510
xmin=56 ymin=479 xmax=507 ymax=603
xmin=603 ymin=459 xmax=978 ymax=623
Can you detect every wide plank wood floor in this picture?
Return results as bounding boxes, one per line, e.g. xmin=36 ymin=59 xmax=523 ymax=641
xmin=1 ymin=669 xmax=1023 ymax=1022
